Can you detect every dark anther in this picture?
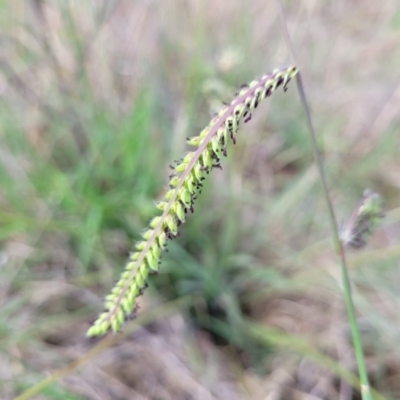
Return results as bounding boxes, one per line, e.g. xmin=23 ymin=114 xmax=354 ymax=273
xmin=276 ymin=77 xmax=284 ymax=87
xmin=244 ymin=114 xmax=252 ymax=123
xmin=243 ymin=110 xmax=248 ymax=118
xmin=211 ymin=151 xmax=219 ymax=160
xmin=283 ymin=78 xmax=291 ymax=92
xmin=150 ymin=270 xmax=159 ymax=276
xmin=169 ymin=165 xmax=175 ymax=169
xmin=139 ymin=282 xmax=149 ymax=295
xmin=240 ymin=83 xmax=249 ymax=89
xmin=222 ymin=148 xmax=227 ymax=157
xmin=265 ymin=87 xmax=272 ymax=97
xmin=126 ymin=312 xmax=137 ymax=322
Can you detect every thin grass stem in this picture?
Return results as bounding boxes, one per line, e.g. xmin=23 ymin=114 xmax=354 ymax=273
xmin=277 ymin=2 xmax=374 ymax=399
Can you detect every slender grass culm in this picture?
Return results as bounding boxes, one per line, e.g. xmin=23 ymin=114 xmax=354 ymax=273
xmin=87 ymin=66 xmax=299 ymax=337
xmin=277 ymin=1 xmax=381 ymax=399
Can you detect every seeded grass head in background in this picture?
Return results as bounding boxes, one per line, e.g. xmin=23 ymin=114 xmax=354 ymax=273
xmin=87 ymin=66 xmax=299 ymax=337
xmin=341 ymin=189 xmax=384 ymax=249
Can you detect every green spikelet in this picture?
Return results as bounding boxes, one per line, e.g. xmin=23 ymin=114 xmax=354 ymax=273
xmin=87 ymin=66 xmax=299 ymax=337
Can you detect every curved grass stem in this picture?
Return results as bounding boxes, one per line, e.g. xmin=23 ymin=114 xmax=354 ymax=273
xmin=296 ymin=72 xmax=373 ymax=400
xmin=277 ymin=2 xmax=374 ymax=399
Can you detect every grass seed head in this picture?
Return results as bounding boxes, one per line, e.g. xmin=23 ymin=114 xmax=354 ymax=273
xmin=87 ymin=66 xmax=299 ymax=336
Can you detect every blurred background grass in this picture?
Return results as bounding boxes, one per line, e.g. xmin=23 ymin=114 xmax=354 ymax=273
xmin=1 ymin=1 xmax=400 ymax=399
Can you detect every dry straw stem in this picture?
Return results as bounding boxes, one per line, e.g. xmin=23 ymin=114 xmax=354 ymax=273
xmin=87 ymin=66 xmax=299 ymax=337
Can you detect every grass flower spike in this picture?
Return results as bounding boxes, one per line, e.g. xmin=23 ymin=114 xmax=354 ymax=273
xmin=87 ymin=66 xmax=299 ymax=337
xmin=341 ymin=189 xmax=383 ymax=249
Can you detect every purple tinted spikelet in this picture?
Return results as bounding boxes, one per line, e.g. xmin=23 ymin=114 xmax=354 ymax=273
xmin=87 ymin=66 xmax=299 ymax=337
xmin=340 ymin=189 xmax=383 ymax=249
